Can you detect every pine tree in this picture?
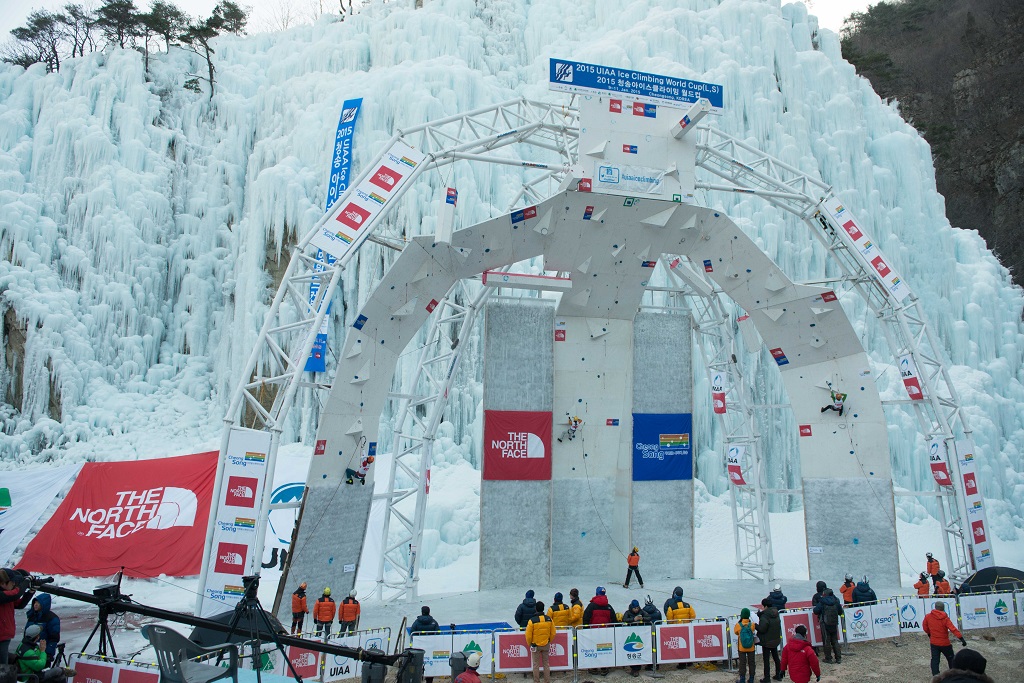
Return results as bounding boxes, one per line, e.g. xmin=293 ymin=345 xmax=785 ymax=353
xmin=94 ymin=0 xmax=141 ymax=49
xmin=10 ymin=9 xmax=65 ymax=72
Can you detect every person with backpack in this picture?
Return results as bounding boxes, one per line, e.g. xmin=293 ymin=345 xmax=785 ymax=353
xmin=338 ymin=590 xmax=360 ymax=634
xmin=780 ymin=625 xmax=820 ymax=683
xmin=313 ymin=587 xmax=336 ymax=637
xmin=568 ymin=588 xmax=584 ymax=627
xmin=812 ymin=588 xmax=843 ymax=664
xmin=525 ymin=602 xmax=554 ymax=683
xmin=623 ymin=547 xmax=644 ymax=589
xmin=14 ymin=625 xmax=75 ymax=682
xmin=515 ymin=590 xmax=538 ymax=628
xmin=664 ymin=587 xmax=696 ymax=622
xmin=755 ymin=598 xmax=782 ymax=682
xmin=922 ymin=601 xmax=965 ymax=676
xmin=915 ymin=572 xmax=931 ymax=597
xmin=851 ymin=576 xmax=876 ymax=603
xmin=290 ymin=582 xmax=309 ymax=635
xmin=547 ymin=593 xmax=572 ymax=628
xmin=839 ymin=574 xmax=856 ymax=605
xmin=733 ymin=608 xmax=757 ymax=683
xmin=24 ymin=593 xmax=60 ymax=664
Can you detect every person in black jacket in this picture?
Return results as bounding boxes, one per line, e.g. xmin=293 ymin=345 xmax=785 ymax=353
xmin=755 ymin=598 xmax=782 ymax=682
xmin=812 ymin=589 xmax=843 ymax=664
xmin=766 ymin=584 xmax=788 ymax=610
xmin=851 ymin=576 xmax=877 ymax=603
xmin=515 ymin=590 xmax=538 ymax=628
xmin=409 ymin=606 xmax=442 ymax=683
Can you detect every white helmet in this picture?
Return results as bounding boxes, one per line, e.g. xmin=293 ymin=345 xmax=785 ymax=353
xmin=844 ymin=573 xmax=853 ymax=581
xmin=862 ymin=575 xmax=870 ymax=584
xmin=926 ymin=552 xmax=933 ymax=559
xmin=467 ymin=652 xmax=483 ymax=669
xmin=773 ymin=583 xmax=781 ymax=591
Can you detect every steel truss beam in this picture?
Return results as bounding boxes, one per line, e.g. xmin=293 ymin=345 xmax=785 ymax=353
xmin=695 ymin=125 xmax=974 ymax=580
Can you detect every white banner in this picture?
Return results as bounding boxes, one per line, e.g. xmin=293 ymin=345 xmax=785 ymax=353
xmin=614 ymin=624 xmax=652 ymax=666
xmin=844 ymin=605 xmax=875 ymax=643
xmin=896 ymin=597 xmax=928 ymax=631
xmin=0 ymin=463 xmax=80 ymax=565
xmin=451 ymin=632 xmax=494 ymax=674
xmin=576 ymin=626 xmax=616 ymax=669
xmin=959 ymin=594 xmax=992 ymax=630
xmin=869 ymin=600 xmax=900 ymax=639
xmin=260 ymin=449 xmax=311 ymax=569
xmin=985 ymin=593 xmax=1015 ymax=627
xmin=595 ymin=163 xmax=665 ymax=195
xmin=822 ymin=197 xmax=911 ymax=302
xmin=957 ymin=439 xmax=995 ymax=569
xmin=200 ymin=427 xmax=273 ymax=617
xmin=411 ymin=633 xmax=453 ymax=677
xmin=323 ymin=633 xmax=362 ymax=682
xmin=310 ymin=141 xmax=426 ymax=260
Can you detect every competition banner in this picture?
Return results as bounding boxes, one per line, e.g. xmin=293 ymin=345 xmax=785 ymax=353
xmin=285 ymin=645 xmax=321 ymax=679
xmin=452 ymin=632 xmax=494 ymax=674
xmin=655 ymin=623 xmax=691 ymax=663
xmin=986 ymin=593 xmax=1016 ymax=627
xmin=896 ymin=597 xmax=928 ymax=631
xmin=310 ymin=140 xmax=426 ymax=260
xmin=303 ymin=249 xmax=336 ymax=373
xmin=869 ymin=600 xmax=900 ymax=639
xmin=726 ymin=445 xmax=747 ymax=486
xmin=959 ymin=594 xmax=992 ymax=630
xmin=20 ymin=453 xmax=215 ymax=577
xmin=780 ymin=611 xmax=821 ymax=647
xmin=0 ymin=463 xmax=80 ymax=566
xmin=548 ymin=59 xmax=724 ymax=112
xmin=411 ymin=633 xmax=453 ymax=677
xmin=957 ymin=439 xmax=995 ymax=569
xmin=482 ymin=410 xmax=552 ymax=481
xmin=576 ymin=626 xmax=617 ymax=669
xmin=710 ymin=372 xmax=727 ymax=414
xmin=200 ymin=428 xmax=273 ymax=616
xmin=322 ymin=634 xmax=362 ymax=682
xmin=632 ymin=413 xmax=693 ymax=481
xmin=688 ymin=622 xmax=728 ymax=662
xmin=67 ymin=656 xmax=159 ymax=683
xmin=899 ymin=354 xmax=925 ymax=400
xmin=843 ymin=606 xmax=874 ymax=643
xmin=822 ymin=198 xmax=911 ymax=303
xmin=614 ymin=624 xmax=652 ymax=666
xmin=929 ymin=441 xmax=953 ymax=487
xmin=494 ymin=631 xmax=571 ymax=672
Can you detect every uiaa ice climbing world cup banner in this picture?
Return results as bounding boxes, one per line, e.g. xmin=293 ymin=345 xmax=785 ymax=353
xmin=632 ymin=413 xmax=693 ymax=481
xmin=19 ymin=452 xmax=217 ymax=577
xmin=0 ymin=464 xmax=80 ymax=566
xmin=957 ymin=439 xmax=995 ymax=569
xmin=309 ymin=140 xmax=426 ymax=260
xmin=200 ymin=427 xmax=273 ymax=616
xmin=483 ymin=411 xmax=552 ymax=480
xmin=822 ymin=197 xmax=911 ymax=303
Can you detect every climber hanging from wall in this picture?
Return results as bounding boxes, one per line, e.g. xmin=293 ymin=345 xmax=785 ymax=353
xmin=820 ymin=381 xmax=847 ymax=416
xmin=557 ymin=413 xmax=583 ymax=443
xmin=345 ymin=437 xmax=374 ymax=485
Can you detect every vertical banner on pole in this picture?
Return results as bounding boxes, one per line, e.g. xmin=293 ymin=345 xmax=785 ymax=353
xmin=957 ymin=439 xmax=995 ymax=569
xmin=928 ymin=441 xmax=953 ymax=487
xmin=898 ymin=354 xmax=925 ymax=400
xmin=726 ymin=445 xmax=747 ymax=486
xmin=200 ymin=427 xmax=273 ymax=616
xmin=710 ymin=372 xmax=727 ymax=414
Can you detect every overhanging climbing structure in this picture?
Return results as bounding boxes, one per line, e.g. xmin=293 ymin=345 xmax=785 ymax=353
xmin=197 ymin=62 xmax=986 ymax=616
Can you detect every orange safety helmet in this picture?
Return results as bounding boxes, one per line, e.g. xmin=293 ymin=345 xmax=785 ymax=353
xmin=366 ymin=455 xmax=375 ymax=463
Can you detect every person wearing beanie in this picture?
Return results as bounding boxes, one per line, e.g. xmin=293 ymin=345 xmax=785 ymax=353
xmin=622 ymin=599 xmax=650 ymax=677
xmin=756 ymin=597 xmax=782 ymax=681
xmin=733 ymin=607 xmax=757 ymax=683
xmin=525 ymin=602 xmax=553 ymax=683
xmin=780 ymin=624 xmax=820 ymax=683
xmin=291 ymin=582 xmax=309 ymax=635
xmin=568 ymin=588 xmax=584 ymax=628
xmin=15 ymin=624 xmax=76 ymax=682
xmin=339 ymin=589 xmax=360 ymax=635
xmin=665 ymin=586 xmax=696 ymax=623
xmin=766 ymin=583 xmax=788 ymax=610
xmin=547 ymin=592 xmax=571 ymax=628
xmin=582 ymin=587 xmax=616 ymax=626
xmin=456 ymin=651 xmax=484 ymax=683
xmin=932 ymin=648 xmax=994 ymax=683
xmin=812 ymin=588 xmax=843 ymax=664
xmin=515 ymin=590 xmax=538 ymax=628
xmin=922 ymin=601 xmax=965 ymax=676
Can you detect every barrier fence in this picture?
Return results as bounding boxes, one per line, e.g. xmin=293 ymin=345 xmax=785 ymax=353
xmin=68 ymin=653 xmax=160 ymax=683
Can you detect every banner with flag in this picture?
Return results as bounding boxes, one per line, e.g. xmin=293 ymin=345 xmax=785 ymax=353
xmin=957 ymin=439 xmax=994 ymax=569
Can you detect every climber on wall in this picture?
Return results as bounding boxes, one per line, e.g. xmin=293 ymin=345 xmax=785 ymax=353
xmin=345 ymin=454 xmax=375 ymax=485
xmin=820 ymin=382 xmax=847 ymax=416
xmin=557 ymin=414 xmax=583 ymax=443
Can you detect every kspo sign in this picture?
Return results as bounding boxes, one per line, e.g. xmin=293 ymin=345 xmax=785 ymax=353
xmin=483 ymin=411 xmax=552 ymax=480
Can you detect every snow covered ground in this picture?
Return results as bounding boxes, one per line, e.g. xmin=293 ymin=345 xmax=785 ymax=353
xmin=2 ymin=0 xmax=1024 ymax=627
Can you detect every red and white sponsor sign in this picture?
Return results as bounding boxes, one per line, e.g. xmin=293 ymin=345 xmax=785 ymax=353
xmin=336 ymin=202 xmax=370 ymax=230
xmin=287 ymin=646 xmax=321 ymax=679
xmin=691 ymin=623 xmax=728 ymax=660
xmin=214 ymin=541 xmax=249 ymax=575
xmin=656 ymin=624 xmax=692 ymax=662
xmin=494 ymin=631 xmax=571 ymax=672
xmin=555 ymin=329 xmax=566 ymax=342
xmin=823 ymin=198 xmax=910 ymax=302
xmin=841 ymin=219 xmax=863 ymax=241
xmin=799 ymin=425 xmax=812 ymax=437
xmin=821 ymin=291 xmax=838 ymax=303
xmin=929 ymin=442 xmax=952 ymax=487
xmin=116 ymin=667 xmax=160 ymax=683
xmin=963 ymin=472 xmax=979 ymax=497
xmin=609 ymin=99 xmax=622 ymax=113
xmin=314 ymin=439 xmax=327 ymax=455
xmin=20 ymin=452 xmax=217 ymax=578
xmin=971 ymin=519 xmax=987 ymax=544
xmin=899 ymin=354 xmax=924 ymax=400
xmin=578 ymin=178 xmax=592 ymax=192
xmin=710 ymin=372 xmax=727 ymax=415
xmin=69 ymin=656 xmax=158 ymax=683
xmin=426 ymin=299 xmax=439 ymax=313
xmin=483 ymin=411 xmax=552 ymax=481
xmin=369 ymin=165 xmax=403 ymax=191
xmin=870 ymin=255 xmax=891 ymax=278
xmin=727 ymin=446 xmax=747 ymax=486
xmin=957 ymin=439 xmax=994 ymax=569
xmin=224 ymin=476 xmax=258 ymax=508
xmin=780 ymin=611 xmax=822 ymax=647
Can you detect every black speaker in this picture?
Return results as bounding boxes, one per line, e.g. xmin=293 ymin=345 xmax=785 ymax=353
xmin=398 ymin=648 xmax=425 ymax=683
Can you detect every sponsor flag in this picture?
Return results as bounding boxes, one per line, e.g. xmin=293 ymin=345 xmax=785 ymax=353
xmin=899 ymin=354 xmax=924 ymax=400
xmin=727 ymin=445 xmax=747 ymax=486
xmin=20 ymin=453 xmax=217 ymax=577
xmin=0 ymin=464 xmax=80 ymax=566
xmin=483 ymin=411 xmax=552 ymax=480
xmin=928 ymin=442 xmax=952 ymax=487
xmin=711 ymin=372 xmax=727 ymax=414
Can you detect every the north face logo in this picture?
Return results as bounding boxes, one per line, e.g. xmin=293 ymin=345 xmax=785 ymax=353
xmin=69 ymin=487 xmax=198 ymax=538
xmin=225 ymin=476 xmax=258 ymax=508
xmin=215 ymin=542 xmax=248 ymax=575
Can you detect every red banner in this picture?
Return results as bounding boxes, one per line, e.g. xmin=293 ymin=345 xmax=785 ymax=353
xmin=483 ymin=411 xmax=552 ymax=481
xmin=495 ymin=631 xmax=570 ymax=671
xmin=711 ymin=373 xmax=727 ymax=415
xmin=20 ymin=452 xmax=217 ymax=577
xmin=929 ymin=442 xmax=952 ymax=487
xmin=726 ymin=446 xmax=746 ymax=486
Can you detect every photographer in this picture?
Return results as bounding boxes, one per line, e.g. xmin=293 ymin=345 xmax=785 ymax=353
xmin=1 ymin=568 xmax=34 ymax=663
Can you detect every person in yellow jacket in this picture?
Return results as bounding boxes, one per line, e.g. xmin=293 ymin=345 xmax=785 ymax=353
xmin=665 ymin=586 xmax=696 ymax=622
xmin=733 ymin=608 xmax=757 ymax=683
xmin=568 ymin=588 xmax=584 ymax=628
xmin=547 ymin=592 xmax=572 ymax=628
xmin=525 ymin=602 xmax=554 ymax=683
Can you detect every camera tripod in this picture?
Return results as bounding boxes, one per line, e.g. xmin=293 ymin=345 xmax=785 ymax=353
xmin=223 ymin=575 xmax=302 ymax=683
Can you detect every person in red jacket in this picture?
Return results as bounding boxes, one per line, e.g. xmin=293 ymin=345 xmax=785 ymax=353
xmin=338 ymin=590 xmax=360 ymax=635
xmin=922 ymin=601 xmax=965 ymax=676
xmin=313 ymin=587 xmax=336 ymax=638
xmin=582 ymin=588 xmax=616 ymax=676
xmin=291 ymin=582 xmax=309 ymax=635
xmin=780 ymin=624 xmax=820 ymax=683
xmin=1 ymin=568 xmax=33 ymax=664
xmin=623 ymin=547 xmax=643 ymax=589
xmin=926 ymin=552 xmax=941 ymax=585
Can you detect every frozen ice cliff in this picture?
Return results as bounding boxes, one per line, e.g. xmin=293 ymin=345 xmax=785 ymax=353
xmin=1 ymin=0 xmax=1022 ymax=576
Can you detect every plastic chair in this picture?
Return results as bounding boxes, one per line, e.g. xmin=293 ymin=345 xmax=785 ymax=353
xmin=141 ymin=624 xmax=239 ymax=683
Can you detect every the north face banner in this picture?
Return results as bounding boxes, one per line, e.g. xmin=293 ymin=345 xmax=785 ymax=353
xmin=19 ymin=452 xmax=217 ymax=577
xmin=483 ymin=410 xmax=552 ymax=480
